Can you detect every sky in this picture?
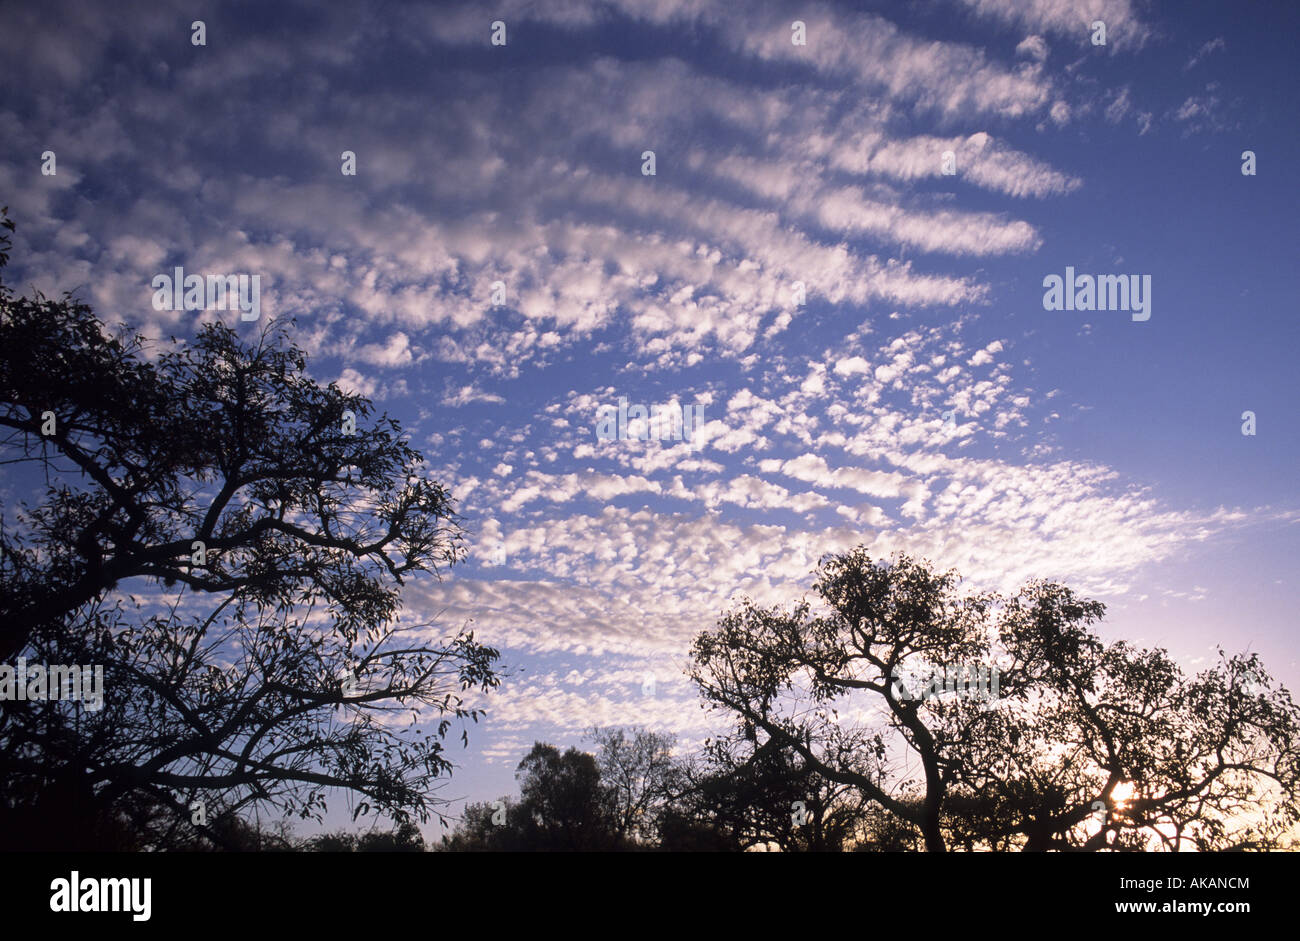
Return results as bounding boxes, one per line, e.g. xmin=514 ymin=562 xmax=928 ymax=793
xmin=0 ymin=0 xmax=1296 ymax=837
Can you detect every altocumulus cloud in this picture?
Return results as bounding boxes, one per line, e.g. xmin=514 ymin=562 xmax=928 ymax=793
xmin=1 ymin=0 xmax=1291 ymax=791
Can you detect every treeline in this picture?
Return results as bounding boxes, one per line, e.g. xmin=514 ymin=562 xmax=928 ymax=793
xmin=437 ymin=728 xmax=880 ymax=852
xmin=217 ymin=727 xmax=895 ymax=852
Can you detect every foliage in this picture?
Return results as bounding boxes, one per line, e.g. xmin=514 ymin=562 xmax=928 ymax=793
xmin=689 ymin=549 xmax=1300 ymax=851
xmin=0 ymin=210 xmax=500 ymax=849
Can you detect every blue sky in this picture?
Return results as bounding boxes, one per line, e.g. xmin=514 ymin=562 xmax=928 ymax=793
xmin=1 ymin=0 xmax=1296 ymax=837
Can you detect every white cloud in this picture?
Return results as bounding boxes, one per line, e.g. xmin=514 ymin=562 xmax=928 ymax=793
xmin=443 ymin=384 xmax=506 ymax=407
xmin=954 ymin=0 xmax=1151 ymax=48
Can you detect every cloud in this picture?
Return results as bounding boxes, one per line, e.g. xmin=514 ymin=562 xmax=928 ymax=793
xmin=443 ymin=384 xmax=506 ymax=407
xmin=953 ymin=0 xmax=1151 ymax=48
xmin=1169 ymin=86 xmax=1231 ymax=134
xmin=1016 ymin=35 xmax=1050 ymax=61
xmin=356 ymin=331 xmax=415 ymax=367
xmin=967 ymin=340 xmax=1005 ymax=367
xmin=836 ymin=131 xmax=1081 ymax=198
xmin=1185 ymin=37 xmax=1225 ymax=71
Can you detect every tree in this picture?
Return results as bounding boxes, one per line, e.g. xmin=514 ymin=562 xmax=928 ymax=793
xmin=0 ymin=207 xmax=463 ymax=665
xmin=440 ymin=741 xmax=625 ymax=851
xmin=662 ymin=734 xmax=867 ymax=851
xmin=437 ymin=799 xmax=516 ymax=852
xmin=510 ymin=742 xmax=621 ymax=851
xmin=587 ymin=726 xmax=682 ymax=844
xmin=301 ymin=820 xmax=425 ymax=852
xmin=0 ymin=211 xmax=501 ymax=849
xmin=690 ymin=549 xmax=1300 ymax=851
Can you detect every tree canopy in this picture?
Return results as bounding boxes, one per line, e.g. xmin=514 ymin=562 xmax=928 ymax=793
xmin=0 ymin=210 xmax=500 ymax=849
xmin=689 ymin=549 xmax=1300 ymax=851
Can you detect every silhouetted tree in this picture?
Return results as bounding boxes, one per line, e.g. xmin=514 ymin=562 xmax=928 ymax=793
xmin=690 ymin=549 xmax=1300 ymax=851
xmin=440 ymin=741 xmax=626 ymax=851
xmin=510 ymin=742 xmax=621 ymax=851
xmin=0 ymin=211 xmax=501 ymax=849
xmin=438 ymin=799 xmax=514 ymax=851
xmin=0 ymin=206 xmax=465 ymax=662
xmin=587 ymin=726 xmax=682 ymax=844
xmin=300 ymin=820 xmax=425 ymax=852
xmin=659 ymin=734 xmax=864 ymax=851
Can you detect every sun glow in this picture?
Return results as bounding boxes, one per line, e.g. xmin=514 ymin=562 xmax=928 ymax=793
xmin=1109 ymin=781 xmax=1136 ymax=814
